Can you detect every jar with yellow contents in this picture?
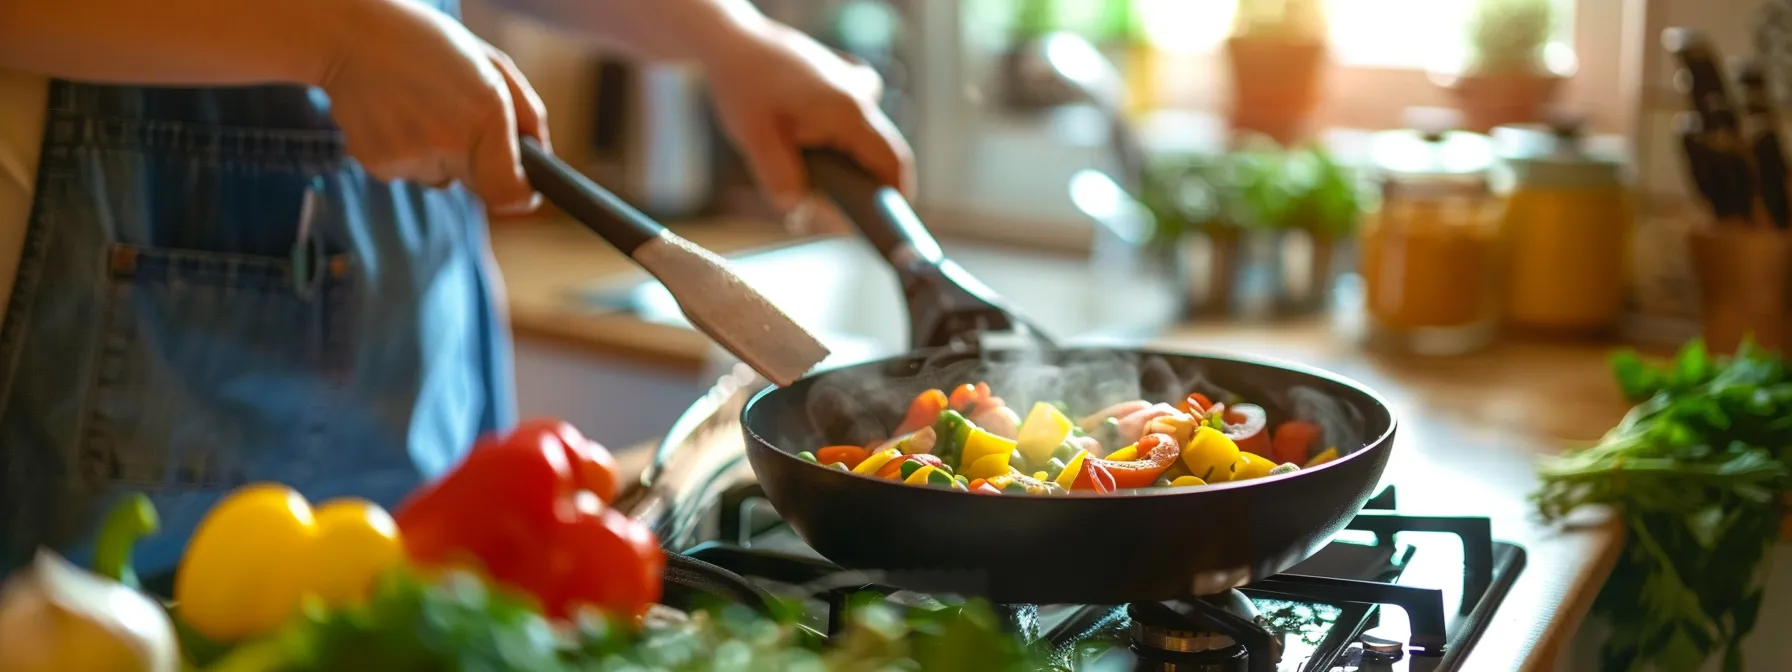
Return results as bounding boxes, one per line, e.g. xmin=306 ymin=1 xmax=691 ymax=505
xmin=1359 ymin=130 xmax=1504 ymax=355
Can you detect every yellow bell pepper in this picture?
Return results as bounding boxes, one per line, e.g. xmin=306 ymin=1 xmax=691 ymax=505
xmin=1305 ymin=447 xmax=1340 ymax=467
xmin=903 ymin=465 xmax=939 ymax=485
xmin=1181 ymin=426 xmax=1242 ymax=483
xmin=1232 ymin=452 xmax=1276 ymax=481
xmin=1105 ymin=445 xmax=1139 ymax=462
xmin=175 ymin=484 xmax=403 ymax=642
xmin=1053 ymin=450 xmax=1089 ymax=490
xmin=852 ymin=448 xmax=902 ymax=475
xmin=959 ymin=428 xmax=1017 ymax=473
xmin=1016 ymin=402 xmax=1073 ymax=466
xmin=1170 ymin=475 xmax=1206 ymax=487
xmin=962 ymin=452 xmax=1014 ymax=480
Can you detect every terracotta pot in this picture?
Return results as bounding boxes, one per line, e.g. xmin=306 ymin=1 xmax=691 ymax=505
xmin=1445 ymin=72 xmax=1563 ymax=133
xmin=1224 ymin=36 xmax=1328 ymax=146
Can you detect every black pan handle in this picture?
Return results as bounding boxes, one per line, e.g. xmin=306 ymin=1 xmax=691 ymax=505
xmin=802 ymin=149 xmax=1054 ymax=351
xmin=520 ymin=137 xmax=662 ymax=255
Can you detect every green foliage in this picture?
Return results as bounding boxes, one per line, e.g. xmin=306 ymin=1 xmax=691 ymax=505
xmin=1534 ymin=340 xmax=1792 ymax=671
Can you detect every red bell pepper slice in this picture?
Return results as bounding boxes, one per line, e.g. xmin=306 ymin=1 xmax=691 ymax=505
xmin=877 ymin=453 xmax=943 ymax=479
xmin=816 ymin=445 xmax=871 ymax=469
xmin=1070 ymin=460 xmax=1117 ymax=493
xmin=394 ymin=419 xmax=664 ymax=621
xmin=1089 ymin=433 xmax=1182 ymax=490
xmin=1272 ymin=420 xmax=1323 ymax=465
xmin=947 ymin=382 xmax=995 ymax=416
xmin=894 ymin=389 xmax=948 ymax=436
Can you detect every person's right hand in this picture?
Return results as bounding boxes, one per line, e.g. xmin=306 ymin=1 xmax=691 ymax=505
xmin=319 ymin=0 xmax=548 ymax=215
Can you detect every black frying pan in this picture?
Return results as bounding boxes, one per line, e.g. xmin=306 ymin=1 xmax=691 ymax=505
xmin=739 ymin=153 xmax=1397 ymax=605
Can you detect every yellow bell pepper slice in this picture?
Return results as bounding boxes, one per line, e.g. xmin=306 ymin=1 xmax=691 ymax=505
xmin=903 ymin=465 xmax=939 ymax=485
xmin=1016 ymin=402 xmax=1074 ymax=466
xmin=1232 ymin=452 xmax=1276 ymax=480
xmin=175 ymin=484 xmax=403 ymax=642
xmin=1053 ymin=450 xmax=1089 ymax=490
xmin=1105 ymin=445 xmax=1139 ymax=462
xmin=1305 ymin=447 xmax=1339 ymax=467
xmin=852 ymin=448 xmax=902 ymax=475
xmin=962 ymin=452 xmax=1014 ymax=480
xmin=959 ymin=427 xmax=1018 ymax=473
xmin=1170 ymin=475 xmax=1207 ymax=487
xmin=1181 ymin=426 xmax=1242 ymax=483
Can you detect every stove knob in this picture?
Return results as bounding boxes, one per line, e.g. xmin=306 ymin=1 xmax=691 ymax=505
xmin=1359 ymin=631 xmax=1405 ymax=662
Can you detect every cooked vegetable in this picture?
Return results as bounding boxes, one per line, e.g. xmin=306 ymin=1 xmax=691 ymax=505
xmin=968 ymin=404 xmax=1022 ymax=440
xmin=1233 ymin=452 xmax=1276 ymax=480
xmin=1223 ymin=403 xmax=1271 ymax=458
xmin=1078 ymin=400 xmax=1150 ymax=433
xmin=0 ymin=550 xmax=180 ymax=672
xmin=394 ymin=420 xmax=663 ymax=621
xmin=1272 ymin=420 xmax=1323 ymax=464
xmin=175 ymin=484 xmax=404 ymax=641
xmin=1090 ymin=433 xmax=1183 ymax=490
xmin=960 ymin=427 xmax=1019 ymax=473
xmin=1017 ymin=402 xmax=1076 ymax=466
xmin=854 ymin=447 xmax=903 ymax=476
xmin=895 ymin=389 xmax=949 ymax=436
xmin=1181 ymin=426 xmax=1244 ymax=483
xmin=817 ymin=445 xmax=871 ymax=469
xmin=818 ymin=382 xmax=1335 ymax=496
xmin=930 ymin=411 xmax=974 ymax=468
xmin=1305 ymin=447 xmax=1339 ymax=467
xmin=1170 ymin=475 xmax=1207 ymax=487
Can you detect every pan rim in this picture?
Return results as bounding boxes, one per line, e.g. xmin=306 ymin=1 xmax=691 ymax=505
xmin=741 ymin=345 xmax=1398 ymax=500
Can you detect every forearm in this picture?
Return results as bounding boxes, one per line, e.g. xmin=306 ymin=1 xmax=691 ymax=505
xmin=497 ymin=0 xmax=770 ymax=66
xmin=0 ymin=0 xmax=347 ymax=86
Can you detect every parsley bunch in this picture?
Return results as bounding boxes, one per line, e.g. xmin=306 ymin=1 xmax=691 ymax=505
xmin=1534 ymin=340 xmax=1792 ymax=671
xmin=190 ymin=566 xmax=1040 ymax=672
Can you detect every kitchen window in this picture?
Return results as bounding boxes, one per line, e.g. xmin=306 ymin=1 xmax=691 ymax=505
xmin=913 ymin=0 xmax=1627 ymax=248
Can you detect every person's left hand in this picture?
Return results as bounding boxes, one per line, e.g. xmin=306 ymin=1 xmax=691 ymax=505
xmin=703 ymin=21 xmax=914 ymax=233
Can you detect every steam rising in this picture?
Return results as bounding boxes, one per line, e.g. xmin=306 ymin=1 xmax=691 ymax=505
xmin=796 ymin=347 xmax=1375 ymax=457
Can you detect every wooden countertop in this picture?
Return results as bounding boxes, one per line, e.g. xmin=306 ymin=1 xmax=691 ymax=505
xmin=492 ymin=219 xmax=1626 ymax=672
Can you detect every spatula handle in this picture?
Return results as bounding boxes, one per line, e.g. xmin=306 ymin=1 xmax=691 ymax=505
xmin=520 ymin=137 xmax=664 ymax=254
xmin=802 ymin=149 xmax=943 ymax=268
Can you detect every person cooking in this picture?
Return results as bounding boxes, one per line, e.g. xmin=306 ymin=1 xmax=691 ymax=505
xmin=0 ymin=0 xmax=913 ymax=581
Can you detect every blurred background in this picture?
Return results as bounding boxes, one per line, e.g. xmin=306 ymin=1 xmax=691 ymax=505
xmin=463 ymin=0 xmax=1769 ymax=436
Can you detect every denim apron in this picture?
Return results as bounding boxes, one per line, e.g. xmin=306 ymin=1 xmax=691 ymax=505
xmin=0 ymin=0 xmax=514 ymax=579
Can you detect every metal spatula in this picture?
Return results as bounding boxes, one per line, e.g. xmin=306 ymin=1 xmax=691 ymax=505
xmin=518 ymin=138 xmax=829 ymax=387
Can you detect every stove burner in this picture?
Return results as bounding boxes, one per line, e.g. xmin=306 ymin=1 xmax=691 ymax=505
xmin=1126 ymin=593 xmax=1283 ymax=672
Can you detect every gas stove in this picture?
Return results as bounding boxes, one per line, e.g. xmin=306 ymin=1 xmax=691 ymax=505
xmin=627 ymin=367 xmax=1527 ymax=672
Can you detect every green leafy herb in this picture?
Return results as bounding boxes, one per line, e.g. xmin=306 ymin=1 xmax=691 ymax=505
xmin=1534 ymin=339 xmax=1792 ymax=671
xmin=191 ymin=566 xmax=1039 ymax=672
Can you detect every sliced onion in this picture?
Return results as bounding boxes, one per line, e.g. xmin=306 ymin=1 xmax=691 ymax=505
xmin=1078 ymin=400 xmax=1151 ymax=433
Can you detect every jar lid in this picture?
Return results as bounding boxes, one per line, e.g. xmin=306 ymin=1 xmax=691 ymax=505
xmin=1369 ymin=129 xmax=1494 ymax=196
xmin=1492 ymin=116 xmax=1625 ymax=188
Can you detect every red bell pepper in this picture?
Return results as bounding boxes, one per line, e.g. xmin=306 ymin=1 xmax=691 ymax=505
xmin=1070 ymin=460 xmax=1117 ymax=493
xmin=1089 ymin=433 xmax=1182 ymax=489
xmin=895 ymin=389 xmax=948 ymax=436
xmin=1272 ymin=420 xmax=1323 ymax=465
xmin=946 ymin=382 xmax=995 ymax=416
xmin=394 ymin=419 xmax=664 ymax=621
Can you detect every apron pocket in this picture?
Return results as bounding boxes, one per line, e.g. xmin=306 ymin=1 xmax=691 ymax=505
xmin=81 ymin=243 xmax=358 ymax=491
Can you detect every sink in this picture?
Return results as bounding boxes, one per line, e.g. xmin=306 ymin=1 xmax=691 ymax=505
xmin=573 ymin=237 xmax=1183 ymax=365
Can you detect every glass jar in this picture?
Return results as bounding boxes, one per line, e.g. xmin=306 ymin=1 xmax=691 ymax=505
xmin=1492 ymin=120 xmax=1632 ymax=334
xmin=1359 ymin=130 xmax=1503 ymax=355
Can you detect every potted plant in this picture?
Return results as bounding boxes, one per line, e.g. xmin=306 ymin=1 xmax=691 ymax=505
xmin=1224 ymin=0 xmax=1331 ymax=145
xmin=1143 ymin=138 xmax=1364 ymax=318
xmin=1439 ymin=0 xmax=1570 ymax=132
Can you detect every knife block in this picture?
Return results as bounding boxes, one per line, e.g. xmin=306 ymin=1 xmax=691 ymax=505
xmin=1688 ymin=223 xmax=1788 ymax=354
